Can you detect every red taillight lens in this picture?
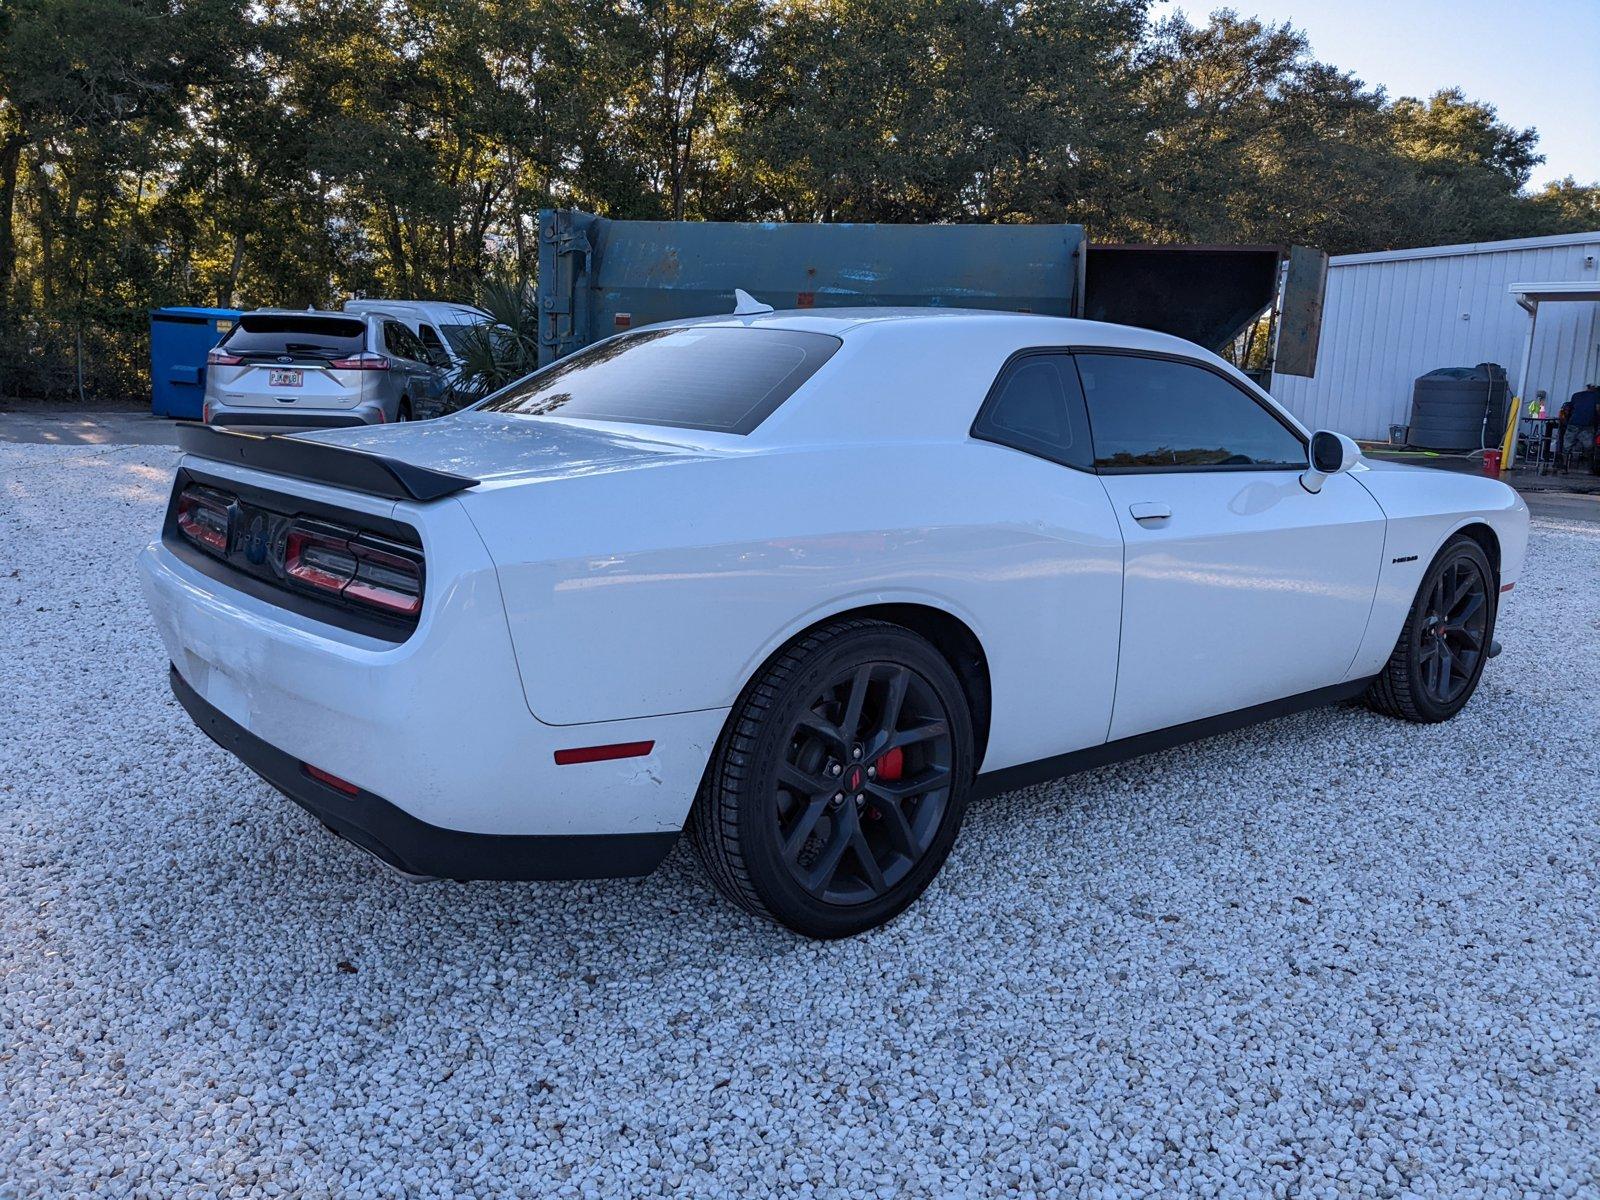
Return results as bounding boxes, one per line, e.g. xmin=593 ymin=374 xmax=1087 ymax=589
xmin=206 ymin=347 xmax=243 ymax=366
xmin=328 ymin=351 xmax=390 ymax=371
xmin=344 ymin=542 xmax=423 ymax=616
xmin=282 ymin=522 xmax=423 ymax=617
xmin=175 ymin=486 xmax=232 ymax=553
xmin=284 ymin=527 xmax=358 ymax=592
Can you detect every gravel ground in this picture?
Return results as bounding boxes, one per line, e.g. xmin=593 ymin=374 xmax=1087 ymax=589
xmin=2 ymin=442 xmax=1598 ymax=1199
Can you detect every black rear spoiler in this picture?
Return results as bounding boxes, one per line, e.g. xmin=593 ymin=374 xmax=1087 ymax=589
xmin=177 ymin=424 xmax=478 ymax=502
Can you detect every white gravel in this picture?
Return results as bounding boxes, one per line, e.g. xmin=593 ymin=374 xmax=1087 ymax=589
xmin=2 ymin=441 xmax=1598 ymax=1199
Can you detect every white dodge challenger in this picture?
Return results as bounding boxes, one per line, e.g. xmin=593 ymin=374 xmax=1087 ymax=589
xmin=140 ymin=304 xmax=1529 ymax=938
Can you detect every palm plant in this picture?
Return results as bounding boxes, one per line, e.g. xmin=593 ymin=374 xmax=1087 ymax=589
xmin=453 ymin=276 xmax=541 ymax=405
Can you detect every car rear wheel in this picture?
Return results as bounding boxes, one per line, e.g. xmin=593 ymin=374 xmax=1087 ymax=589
xmin=1365 ymin=534 xmax=1497 ymax=723
xmin=689 ymin=619 xmax=974 ymax=938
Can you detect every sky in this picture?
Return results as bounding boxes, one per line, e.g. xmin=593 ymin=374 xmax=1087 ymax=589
xmin=1151 ymin=0 xmax=1600 ymax=190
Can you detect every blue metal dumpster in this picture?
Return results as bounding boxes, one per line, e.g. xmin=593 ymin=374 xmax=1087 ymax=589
xmin=535 ymin=210 xmax=1087 ymax=367
xmin=533 ymin=210 xmax=1326 ymax=382
xmin=149 ymin=306 xmax=242 ymax=418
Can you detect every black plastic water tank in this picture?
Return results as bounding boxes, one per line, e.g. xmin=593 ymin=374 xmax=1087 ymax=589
xmin=1406 ymin=363 xmax=1508 ymax=451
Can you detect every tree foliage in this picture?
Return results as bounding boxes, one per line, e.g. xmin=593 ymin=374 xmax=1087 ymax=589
xmin=0 ymin=0 xmax=1593 ymax=397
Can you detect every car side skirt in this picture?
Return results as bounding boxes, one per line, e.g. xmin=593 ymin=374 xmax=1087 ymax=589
xmin=170 ymin=665 xmax=678 ymax=882
xmin=973 ymin=677 xmax=1375 ymax=800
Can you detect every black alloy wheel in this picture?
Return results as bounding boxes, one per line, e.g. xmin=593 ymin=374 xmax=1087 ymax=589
xmin=689 ymin=619 xmax=975 ymax=938
xmin=1367 ymin=535 xmax=1498 ymax=723
xmin=775 ymin=660 xmax=955 ymax=904
xmin=1415 ymin=554 xmax=1490 ymax=707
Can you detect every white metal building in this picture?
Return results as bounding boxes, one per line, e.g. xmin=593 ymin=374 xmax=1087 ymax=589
xmin=1272 ymin=231 xmax=1600 ymax=440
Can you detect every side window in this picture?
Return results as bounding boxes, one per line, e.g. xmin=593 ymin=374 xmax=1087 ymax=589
xmin=417 ymin=324 xmax=450 ymax=366
xmin=382 ymin=321 xmax=407 ymax=358
xmin=384 ymin=321 xmax=421 ymax=361
xmin=1075 ymin=353 xmax=1306 ymax=470
xmin=971 ymin=352 xmax=1093 ymax=470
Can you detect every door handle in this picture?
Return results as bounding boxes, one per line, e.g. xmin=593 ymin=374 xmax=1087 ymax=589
xmin=1129 ymin=502 xmax=1171 ymax=523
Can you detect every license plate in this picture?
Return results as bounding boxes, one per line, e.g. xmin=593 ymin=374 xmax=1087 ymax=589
xmin=269 ymin=368 xmax=302 ymax=387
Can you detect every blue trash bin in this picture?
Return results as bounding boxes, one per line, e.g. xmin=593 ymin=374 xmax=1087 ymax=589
xmin=149 ymin=306 xmax=243 ymax=419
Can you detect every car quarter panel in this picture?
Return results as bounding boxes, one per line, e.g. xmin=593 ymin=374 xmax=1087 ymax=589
xmin=1342 ymin=462 xmax=1529 ymax=680
xmin=458 ymin=439 xmax=1125 ymax=774
xmin=141 ymin=454 xmax=725 ymax=837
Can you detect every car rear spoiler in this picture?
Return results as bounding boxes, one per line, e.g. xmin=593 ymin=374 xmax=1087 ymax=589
xmin=176 ymin=424 xmax=478 ymax=502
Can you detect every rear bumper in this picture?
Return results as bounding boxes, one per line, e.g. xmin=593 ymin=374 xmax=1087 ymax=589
xmin=139 ymin=462 xmax=728 ymax=851
xmin=171 ymin=665 xmax=676 ymax=880
xmin=209 ymin=410 xmax=375 ymax=429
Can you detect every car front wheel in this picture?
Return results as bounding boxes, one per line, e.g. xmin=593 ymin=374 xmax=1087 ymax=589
xmin=689 ymin=619 xmax=974 ymax=938
xmin=1366 ymin=534 xmax=1497 ymax=723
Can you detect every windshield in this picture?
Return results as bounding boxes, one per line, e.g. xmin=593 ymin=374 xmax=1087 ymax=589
xmin=223 ymin=315 xmax=366 ymax=360
xmin=476 ymin=326 xmax=841 ymax=434
xmin=438 ymin=322 xmax=489 ymax=355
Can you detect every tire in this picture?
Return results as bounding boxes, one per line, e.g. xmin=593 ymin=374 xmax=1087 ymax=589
xmin=688 ymin=619 xmax=975 ymax=939
xmin=397 ymin=399 xmax=413 ymax=422
xmin=1365 ymin=535 xmax=1497 ymax=723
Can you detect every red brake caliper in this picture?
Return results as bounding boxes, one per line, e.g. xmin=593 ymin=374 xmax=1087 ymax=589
xmin=875 ymin=746 xmax=904 ymax=781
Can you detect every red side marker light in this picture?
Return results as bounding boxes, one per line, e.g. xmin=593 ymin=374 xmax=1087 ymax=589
xmin=302 ymin=762 xmax=361 ymax=795
xmin=554 ymin=741 xmax=655 ymax=766
xmin=1501 ymin=582 xmax=1514 ymax=593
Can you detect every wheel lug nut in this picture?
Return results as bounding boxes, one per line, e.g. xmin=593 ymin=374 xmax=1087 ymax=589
xmin=829 ymin=764 xmax=842 ymax=776
xmin=852 ymin=747 xmax=862 ymax=759
xmin=831 ymin=793 xmax=843 ymax=805
xmin=867 ymin=766 xmax=876 ymax=778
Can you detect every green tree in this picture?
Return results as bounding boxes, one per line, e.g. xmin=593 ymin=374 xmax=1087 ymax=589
xmin=0 ymin=0 xmax=1593 ymax=401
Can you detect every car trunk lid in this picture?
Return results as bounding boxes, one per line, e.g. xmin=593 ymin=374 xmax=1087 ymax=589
xmin=292 ymin=411 xmax=729 ymax=487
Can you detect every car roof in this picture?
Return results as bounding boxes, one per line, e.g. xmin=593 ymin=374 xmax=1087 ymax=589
xmin=344 ymin=299 xmax=490 ymax=322
xmin=240 ymin=308 xmax=366 ymax=320
xmin=649 ymin=306 xmax=1205 ymax=356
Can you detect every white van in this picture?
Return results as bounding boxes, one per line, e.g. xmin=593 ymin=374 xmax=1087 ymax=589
xmin=342 ymin=300 xmax=494 ymax=407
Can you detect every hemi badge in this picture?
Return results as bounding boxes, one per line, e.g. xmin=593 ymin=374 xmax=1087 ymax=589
xmin=1391 ymin=554 xmax=1418 ymax=564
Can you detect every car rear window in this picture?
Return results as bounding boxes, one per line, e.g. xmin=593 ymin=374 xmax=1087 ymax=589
xmin=222 ymin=315 xmax=367 ymax=359
xmin=476 ymin=326 xmax=842 ymax=434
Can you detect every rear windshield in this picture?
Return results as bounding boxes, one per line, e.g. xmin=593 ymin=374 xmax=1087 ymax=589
xmin=476 ymin=326 xmax=841 ymax=434
xmin=222 ymin=315 xmax=367 ymax=359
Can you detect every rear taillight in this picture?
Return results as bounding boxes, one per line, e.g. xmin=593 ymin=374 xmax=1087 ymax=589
xmin=284 ymin=527 xmax=358 ymax=591
xmin=344 ymin=543 xmax=423 ymax=615
xmin=175 ymin=486 xmax=232 ymax=553
xmin=206 ymin=348 xmax=243 ymax=366
xmin=328 ymin=351 xmax=390 ymax=371
xmin=282 ymin=522 xmax=422 ymax=617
